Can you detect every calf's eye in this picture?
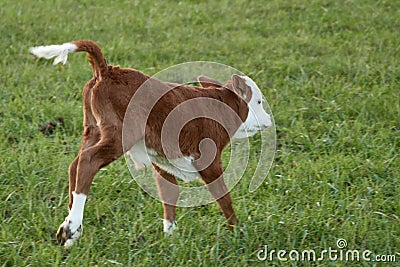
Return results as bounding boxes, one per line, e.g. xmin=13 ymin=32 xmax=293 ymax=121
xmin=257 ymin=100 xmax=262 ymax=104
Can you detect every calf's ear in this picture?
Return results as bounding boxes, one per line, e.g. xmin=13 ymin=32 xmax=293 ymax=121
xmin=231 ymin=74 xmax=252 ymax=102
xmin=197 ymin=75 xmax=223 ymax=88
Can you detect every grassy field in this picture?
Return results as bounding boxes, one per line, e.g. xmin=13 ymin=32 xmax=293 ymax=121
xmin=1 ymin=0 xmax=399 ymax=266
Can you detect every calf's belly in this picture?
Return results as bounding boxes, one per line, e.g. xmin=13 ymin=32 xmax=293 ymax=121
xmin=127 ymin=139 xmax=200 ymax=182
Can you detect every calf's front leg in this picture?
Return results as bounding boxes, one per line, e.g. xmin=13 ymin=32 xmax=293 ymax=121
xmin=199 ymin=158 xmax=239 ymax=227
xmin=153 ymin=165 xmax=179 ymax=235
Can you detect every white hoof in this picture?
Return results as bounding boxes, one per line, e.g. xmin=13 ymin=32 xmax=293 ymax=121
xmin=163 ymin=219 xmax=177 ymax=236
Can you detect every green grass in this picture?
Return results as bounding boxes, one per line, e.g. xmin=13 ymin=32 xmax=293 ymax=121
xmin=1 ymin=0 xmax=399 ymax=266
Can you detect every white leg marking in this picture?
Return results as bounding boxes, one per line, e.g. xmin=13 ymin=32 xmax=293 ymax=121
xmin=68 ymin=192 xmax=86 ymax=230
xmin=59 ymin=192 xmax=87 ymax=247
xmin=163 ymin=219 xmax=177 ymax=236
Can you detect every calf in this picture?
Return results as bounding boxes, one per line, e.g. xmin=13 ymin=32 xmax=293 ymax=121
xmin=29 ymin=40 xmax=271 ymax=247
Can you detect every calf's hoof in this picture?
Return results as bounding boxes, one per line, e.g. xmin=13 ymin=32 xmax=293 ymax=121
xmin=163 ymin=220 xmax=177 ymax=236
xmin=56 ymin=219 xmax=82 ymax=248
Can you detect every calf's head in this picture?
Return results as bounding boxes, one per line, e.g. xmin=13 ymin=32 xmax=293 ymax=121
xmin=198 ymin=74 xmax=272 ymax=138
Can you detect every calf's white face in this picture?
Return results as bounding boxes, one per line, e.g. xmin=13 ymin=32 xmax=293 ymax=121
xmin=233 ymin=76 xmax=272 ymax=138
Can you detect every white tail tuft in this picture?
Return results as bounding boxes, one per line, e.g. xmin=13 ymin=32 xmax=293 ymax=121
xmin=29 ymin=43 xmax=77 ymax=65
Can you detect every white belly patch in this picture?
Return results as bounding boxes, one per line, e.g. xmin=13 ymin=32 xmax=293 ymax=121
xmin=127 ymin=140 xmax=200 ymax=182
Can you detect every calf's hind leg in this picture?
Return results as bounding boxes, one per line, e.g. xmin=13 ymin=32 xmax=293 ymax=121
xmin=57 ymin=126 xmax=123 ymax=247
xmin=67 ymin=125 xmax=100 ymax=210
xmin=67 ymin=81 xmax=99 ymax=211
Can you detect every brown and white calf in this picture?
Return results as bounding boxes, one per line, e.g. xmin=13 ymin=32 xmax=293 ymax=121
xmin=29 ymin=40 xmax=271 ymax=247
